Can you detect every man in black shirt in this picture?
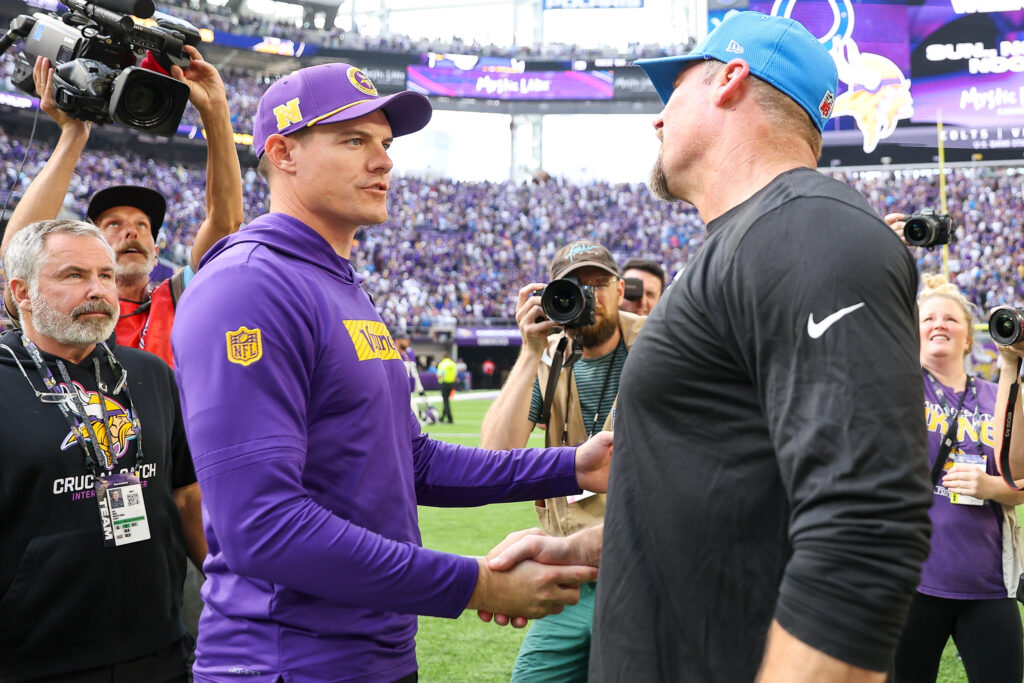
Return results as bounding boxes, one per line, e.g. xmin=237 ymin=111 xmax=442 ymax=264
xmin=0 ymin=219 xmax=204 ymax=681
xmin=484 ymin=11 xmax=932 ymax=682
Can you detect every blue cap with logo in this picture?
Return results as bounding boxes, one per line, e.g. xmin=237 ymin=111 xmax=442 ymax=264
xmin=634 ymin=11 xmax=838 ymax=132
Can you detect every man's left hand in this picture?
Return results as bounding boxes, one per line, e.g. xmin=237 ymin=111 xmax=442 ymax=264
xmin=575 ymin=431 xmax=613 ymax=492
xmin=170 ymin=45 xmax=229 ymax=115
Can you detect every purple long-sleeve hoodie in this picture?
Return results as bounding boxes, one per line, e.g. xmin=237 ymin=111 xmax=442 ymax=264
xmin=171 ymin=213 xmax=581 ymax=682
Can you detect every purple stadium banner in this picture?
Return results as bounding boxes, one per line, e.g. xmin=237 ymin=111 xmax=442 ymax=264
xmin=406 ymin=65 xmax=614 ymax=100
xmin=454 ymin=329 xmax=523 ymax=347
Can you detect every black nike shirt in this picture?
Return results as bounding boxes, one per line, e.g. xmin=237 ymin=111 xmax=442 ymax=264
xmin=592 ymin=168 xmax=933 ymax=681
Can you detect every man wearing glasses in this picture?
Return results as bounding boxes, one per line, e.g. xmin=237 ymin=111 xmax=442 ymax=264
xmin=0 ymin=220 xmax=204 ymax=681
xmin=481 ymin=240 xmax=645 ymax=682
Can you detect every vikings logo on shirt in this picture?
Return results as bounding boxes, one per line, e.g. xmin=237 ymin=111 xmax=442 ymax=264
xmin=344 ymin=321 xmax=401 ymax=362
xmin=58 ymin=382 xmax=137 ymax=469
xmin=226 ymin=326 xmax=264 ymax=367
xmin=348 ymin=67 xmax=378 ymax=97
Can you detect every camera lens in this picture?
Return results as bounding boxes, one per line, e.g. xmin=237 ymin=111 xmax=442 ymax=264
xmin=550 ymin=294 xmax=575 ymax=315
xmin=904 ymin=219 xmax=930 ymax=246
xmin=122 ymin=80 xmax=165 ymax=120
xmin=989 ymin=307 xmax=1024 ymax=346
xmin=541 ymin=279 xmax=585 ymax=325
xmin=109 ymin=67 xmax=191 ymax=136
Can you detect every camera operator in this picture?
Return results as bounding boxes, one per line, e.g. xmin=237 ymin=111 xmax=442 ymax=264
xmin=1 ymin=46 xmax=244 ymax=369
xmin=618 ymin=257 xmax=665 ymax=317
xmin=480 ymin=240 xmax=645 ymax=682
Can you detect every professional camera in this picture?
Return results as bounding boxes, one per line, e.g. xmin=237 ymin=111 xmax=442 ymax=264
xmin=623 ymin=277 xmax=643 ymax=302
xmin=903 ymin=209 xmax=954 ymax=248
xmin=536 ymin=277 xmax=597 ymax=329
xmin=0 ymin=0 xmax=200 ymax=136
xmin=989 ymin=307 xmax=1024 ymax=346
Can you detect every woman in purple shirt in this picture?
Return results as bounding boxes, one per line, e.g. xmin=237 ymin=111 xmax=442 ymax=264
xmin=893 ymin=273 xmax=1024 ymax=682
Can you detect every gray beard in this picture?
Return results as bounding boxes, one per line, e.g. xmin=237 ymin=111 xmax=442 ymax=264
xmin=648 ymin=154 xmax=679 ymax=202
xmin=115 ymin=258 xmax=154 ymax=290
xmin=31 ymin=294 xmax=118 ymax=346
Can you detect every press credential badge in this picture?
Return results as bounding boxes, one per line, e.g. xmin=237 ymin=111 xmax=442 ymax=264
xmin=96 ymin=472 xmax=151 ymax=547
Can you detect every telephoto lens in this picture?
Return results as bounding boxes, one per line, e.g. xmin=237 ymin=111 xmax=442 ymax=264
xmin=989 ymin=306 xmax=1024 ymax=346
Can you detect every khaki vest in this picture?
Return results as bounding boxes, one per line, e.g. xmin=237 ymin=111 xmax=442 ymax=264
xmin=534 ymin=311 xmax=646 ymax=536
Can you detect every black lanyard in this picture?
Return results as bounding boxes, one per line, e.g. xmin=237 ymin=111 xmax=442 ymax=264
xmin=20 ymin=335 xmax=143 ymax=477
xmin=560 ymin=339 xmax=625 ymax=446
xmin=924 ymin=369 xmax=976 ymax=486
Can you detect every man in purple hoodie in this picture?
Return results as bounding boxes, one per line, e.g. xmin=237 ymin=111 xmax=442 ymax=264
xmin=171 ymin=63 xmax=610 ymax=683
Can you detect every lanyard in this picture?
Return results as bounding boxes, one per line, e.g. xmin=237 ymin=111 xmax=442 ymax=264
xmin=589 ymin=339 xmax=624 ymax=438
xmin=924 ymin=369 xmax=977 ymax=487
xmin=560 ymin=338 xmax=625 ymax=445
xmin=20 ymin=334 xmax=144 ymax=477
xmin=924 ymin=369 xmax=980 ymax=451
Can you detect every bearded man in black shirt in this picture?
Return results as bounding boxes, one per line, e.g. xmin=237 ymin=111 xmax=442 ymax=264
xmin=482 ymin=11 xmax=933 ymax=682
xmin=0 ymin=219 xmax=205 ymax=681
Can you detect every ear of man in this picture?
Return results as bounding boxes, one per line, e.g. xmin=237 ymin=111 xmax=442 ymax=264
xmin=711 ymin=59 xmax=753 ymax=108
xmin=262 ymin=132 xmax=305 ymax=180
xmin=8 ymin=278 xmax=32 ymax=313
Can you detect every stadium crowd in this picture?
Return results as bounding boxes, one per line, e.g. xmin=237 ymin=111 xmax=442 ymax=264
xmin=156 ymin=0 xmax=690 ymax=61
xmin=1 ymin=129 xmax=1021 ymax=332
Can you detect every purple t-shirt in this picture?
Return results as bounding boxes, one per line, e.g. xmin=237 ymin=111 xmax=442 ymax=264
xmin=919 ymin=373 xmax=1005 ymax=599
xmin=172 ymin=214 xmax=581 ymax=682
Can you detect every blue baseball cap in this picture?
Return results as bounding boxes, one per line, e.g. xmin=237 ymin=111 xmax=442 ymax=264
xmin=635 ymin=11 xmax=838 ymax=132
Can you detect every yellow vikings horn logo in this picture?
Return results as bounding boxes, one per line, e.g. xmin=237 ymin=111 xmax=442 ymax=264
xmin=60 ymin=383 xmax=136 ymax=468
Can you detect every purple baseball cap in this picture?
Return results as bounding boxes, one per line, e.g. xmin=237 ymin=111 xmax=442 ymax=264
xmin=252 ymin=63 xmax=432 ymax=158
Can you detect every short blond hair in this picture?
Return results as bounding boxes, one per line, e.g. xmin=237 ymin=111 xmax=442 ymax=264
xmin=918 ymin=273 xmax=975 ymax=354
xmin=698 ymin=60 xmax=823 ymax=160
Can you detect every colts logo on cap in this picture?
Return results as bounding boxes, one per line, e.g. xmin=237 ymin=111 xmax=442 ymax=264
xmin=819 ymin=90 xmax=835 ymax=119
xmin=348 ymin=67 xmax=378 ymax=97
xmin=273 ymin=97 xmax=303 ymax=132
xmin=226 ymin=326 xmax=263 ymax=367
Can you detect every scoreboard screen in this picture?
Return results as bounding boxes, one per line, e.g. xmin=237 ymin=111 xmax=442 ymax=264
xmin=716 ymin=1 xmax=1024 ymax=151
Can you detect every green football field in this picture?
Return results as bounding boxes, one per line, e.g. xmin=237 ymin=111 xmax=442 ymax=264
xmin=415 ymin=393 xmax=979 ymax=682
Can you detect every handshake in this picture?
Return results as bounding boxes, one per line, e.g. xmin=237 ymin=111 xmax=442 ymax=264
xmin=464 ymin=429 xmax=612 ymax=629
xmin=471 ymin=523 xmax=605 ymax=628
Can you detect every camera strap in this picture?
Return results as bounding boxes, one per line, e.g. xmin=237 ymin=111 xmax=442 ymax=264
xmin=999 ymin=357 xmax=1024 ymax=491
xmin=540 ymin=335 xmax=582 ymax=432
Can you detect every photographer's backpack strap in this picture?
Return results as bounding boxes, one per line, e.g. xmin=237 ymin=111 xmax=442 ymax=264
xmin=999 ymin=357 xmax=1024 ymax=490
xmin=169 ymin=268 xmax=186 ymax=308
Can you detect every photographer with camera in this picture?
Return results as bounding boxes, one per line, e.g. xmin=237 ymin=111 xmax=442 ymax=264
xmin=618 ymin=257 xmax=665 ymax=317
xmin=1 ymin=44 xmax=243 ymax=369
xmin=877 ymin=272 xmax=1024 ymax=682
xmin=480 ymin=239 xmax=645 ymax=682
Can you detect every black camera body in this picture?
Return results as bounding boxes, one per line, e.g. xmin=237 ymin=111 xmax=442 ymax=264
xmin=622 ymin=276 xmax=643 ymax=302
xmin=2 ymin=0 xmax=200 ymax=135
xmin=904 ymin=209 xmax=954 ymax=248
xmin=536 ymin=277 xmax=597 ymax=329
xmin=990 ymin=307 xmax=1024 ymax=346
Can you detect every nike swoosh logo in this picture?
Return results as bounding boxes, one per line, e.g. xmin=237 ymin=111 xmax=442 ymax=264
xmin=807 ymin=302 xmax=866 ymax=339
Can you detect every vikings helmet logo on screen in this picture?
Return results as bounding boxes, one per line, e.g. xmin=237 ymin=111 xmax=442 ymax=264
xmin=763 ymin=0 xmax=914 ymax=153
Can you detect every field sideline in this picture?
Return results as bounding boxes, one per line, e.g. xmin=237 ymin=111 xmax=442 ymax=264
xmin=416 ymin=393 xmax=976 ymax=682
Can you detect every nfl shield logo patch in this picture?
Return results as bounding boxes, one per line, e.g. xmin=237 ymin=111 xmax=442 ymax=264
xmin=819 ymin=91 xmax=834 ymax=119
xmin=226 ymin=326 xmax=263 ymax=367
